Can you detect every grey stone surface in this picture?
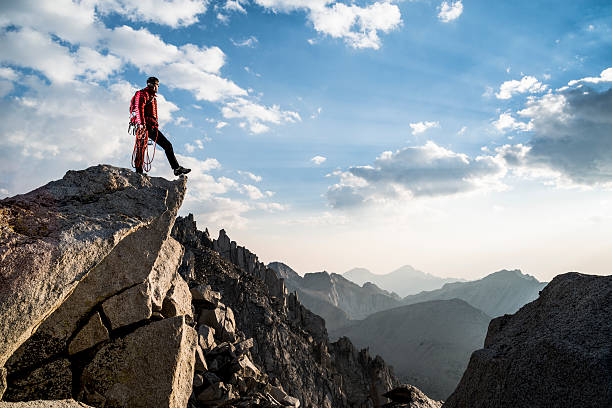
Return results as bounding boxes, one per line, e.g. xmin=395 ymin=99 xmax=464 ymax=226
xmin=444 ymin=272 xmax=612 ymax=408
xmin=0 ymin=165 xmax=186 ymax=366
xmin=102 ymin=282 xmax=153 ymax=330
xmin=198 ymin=325 xmax=216 ymax=350
xmin=161 ymin=274 xmax=192 ymax=319
xmin=0 ymin=401 xmax=93 ymax=408
xmin=199 ymin=303 xmax=236 ymax=342
xmin=190 ymin=284 xmax=220 ymax=307
xmin=81 ymin=316 xmax=197 ymax=408
xmin=68 ymin=312 xmax=109 ymax=355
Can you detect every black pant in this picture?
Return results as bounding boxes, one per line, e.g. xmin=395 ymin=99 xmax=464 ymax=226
xmin=136 ymin=127 xmax=179 ymax=171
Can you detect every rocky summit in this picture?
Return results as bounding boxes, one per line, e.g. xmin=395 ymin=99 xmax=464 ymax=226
xmin=444 ymin=272 xmax=612 ymax=408
xmin=0 ymin=166 xmax=441 ymax=408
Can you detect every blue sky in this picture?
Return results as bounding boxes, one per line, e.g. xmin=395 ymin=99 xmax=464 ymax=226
xmin=1 ymin=0 xmax=612 ymax=281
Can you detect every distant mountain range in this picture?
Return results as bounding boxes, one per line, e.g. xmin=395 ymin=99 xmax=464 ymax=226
xmin=402 ymin=269 xmax=547 ymax=317
xmin=330 ymin=299 xmax=491 ymax=401
xmin=344 ymin=265 xmax=463 ymax=297
xmin=268 ymin=262 xmax=402 ymax=330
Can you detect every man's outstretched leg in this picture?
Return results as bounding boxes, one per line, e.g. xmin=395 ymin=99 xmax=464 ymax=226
xmin=149 ymin=128 xmax=191 ymax=175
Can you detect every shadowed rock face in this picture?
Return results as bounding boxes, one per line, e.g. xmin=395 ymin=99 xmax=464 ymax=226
xmin=0 ymin=165 xmax=186 ymax=368
xmin=444 ymin=272 xmax=612 ymax=408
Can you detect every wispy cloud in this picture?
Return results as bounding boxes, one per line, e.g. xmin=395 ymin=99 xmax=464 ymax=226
xmin=232 ymin=36 xmax=258 ymax=47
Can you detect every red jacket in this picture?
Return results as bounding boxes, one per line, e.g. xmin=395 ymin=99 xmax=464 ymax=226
xmin=130 ymin=87 xmax=158 ymax=128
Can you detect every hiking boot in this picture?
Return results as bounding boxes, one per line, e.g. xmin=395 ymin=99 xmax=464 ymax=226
xmin=135 ymin=167 xmax=143 ymax=174
xmin=174 ymin=166 xmax=191 ymax=176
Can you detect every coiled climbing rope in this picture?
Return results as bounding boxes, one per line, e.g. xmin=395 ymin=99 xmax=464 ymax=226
xmin=129 ymin=123 xmax=158 ymax=172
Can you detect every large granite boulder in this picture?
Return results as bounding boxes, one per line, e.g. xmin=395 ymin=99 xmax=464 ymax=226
xmin=1 ymin=165 xmax=193 ymax=405
xmin=80 ymin=316 xmax=197 ymax=408
xmin=0 ymin=165 xmax=186 ymax=368
xmin=444 ymin=272 xmax=612 ymax=408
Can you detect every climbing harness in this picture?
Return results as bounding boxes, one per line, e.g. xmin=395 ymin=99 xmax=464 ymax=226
xmin=129 ymin=123 xmax=158 ymax=172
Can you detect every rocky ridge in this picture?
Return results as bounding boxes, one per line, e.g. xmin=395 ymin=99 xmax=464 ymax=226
xmin=403 ymin=269 xmax=547 ymax=318
xmin=444 ymin=272 xmax=612 ymax=407
xmin=344 ymin=267 xmax=462 ymax=297
xmin=174 ymin=215 xmax=409 ymax=407
xmin=0 ymin=166 xmax=442 ymax=408
xmin=267 ymin=262 xmax=402 ymax=330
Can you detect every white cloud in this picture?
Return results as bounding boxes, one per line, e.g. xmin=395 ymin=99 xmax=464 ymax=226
xmin=241 ymin=184 xmax=265 ymax=200
xmin=216 ymin=121 xmax=229 ymax=129
xmin=221 ymin=97 xmax=301 ymax=133
xmin=311 ymin=155 xmax=327 ymax=165
xmin=224 ymin=0 xmax=248 ymax=13
xmin=97 ymin=0 xmax=209 ymax=28
xmin=410 ymin=121 xmax=440 ymax=135
xmin=0 ymin=28 xmax=121 ymax=84
xmin=185 ymin=143 xmax=196 ymax=153
xmin=232 ymin=36 xmax=258 ymax=47
xmin=327 ymin=141 xmax=507 ymax=208
xmin=253 ymin=0 xmax=402 ymax=50
xmin=457 ymin=126 xmax=467 ymax=135
xmin=437 ymin=1 xmax=463 ymax=23
xmin=0 ymin=80 xmax=136 ymax=193
xmin=568 ymin=67 xmax=612 ymax=86
xmin=238 ymin=170 xmax=262 ymax=182
xmin=0 ymin=0 xmax=101 ymax=45
xmin=496 ymin=75 xmax=548 ymax=99
xmin=250 ymin=122 xmax=270 ymax=134
xmin=493 ymin=113 xmax=533 ymax=132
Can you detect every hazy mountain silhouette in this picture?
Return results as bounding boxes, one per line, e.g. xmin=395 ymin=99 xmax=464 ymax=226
xmin=403 ymin=269 xmax=547 ymax=317
xmin=344 ymin=265 xmax=463 ymax=297
xmin=330 ymin=299 xmax=490 ymax=401
xmin=268 ymin=262 xmax=402 ymax=330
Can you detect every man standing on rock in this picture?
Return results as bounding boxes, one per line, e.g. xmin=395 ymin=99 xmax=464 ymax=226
xmin=131 ymin=76 xmax=191 ymax=176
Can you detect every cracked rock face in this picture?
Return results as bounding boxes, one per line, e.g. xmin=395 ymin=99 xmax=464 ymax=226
xmin=0 ymin=165 xmax=186 ymax=369
xmin=444 ymin=272 xmax=612 ymax=408
xmin=1 ymin=165 xmax=194 ymax=406
xmin=80 ymin=316 xmax=197 ymax=408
